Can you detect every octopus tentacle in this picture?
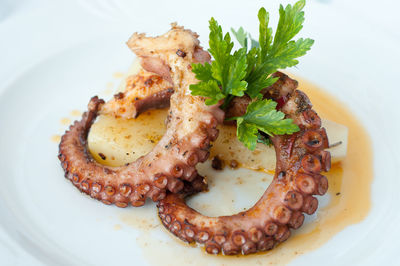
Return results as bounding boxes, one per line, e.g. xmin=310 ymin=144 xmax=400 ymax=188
xmin=100 ymin=68 xmax=174 ymax=119
xmin=58 ymin=25 xmax=223 ymax=207
xmin=157 ymin=78 xmax=331 ymax=255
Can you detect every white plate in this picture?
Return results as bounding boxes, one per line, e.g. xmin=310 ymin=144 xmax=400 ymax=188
xmin=0 ymin=0 xmax=400 ymax=265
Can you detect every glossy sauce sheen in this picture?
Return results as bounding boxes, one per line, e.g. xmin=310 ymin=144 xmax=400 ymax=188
xmin=116 ymin=80 xmax=372 ymax=265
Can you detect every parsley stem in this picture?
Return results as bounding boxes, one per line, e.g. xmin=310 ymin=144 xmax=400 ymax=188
xmin=221 ymin=95 xmax=234 ymax=110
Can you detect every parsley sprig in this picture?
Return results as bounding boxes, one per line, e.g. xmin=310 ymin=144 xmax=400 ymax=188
xmin=190 ymin=0 xmax=313 ymax=150
xmin=227 ymin=99 xmax=300 ymax=150
xmin=190 ymin=18 xmax=248 ymax=106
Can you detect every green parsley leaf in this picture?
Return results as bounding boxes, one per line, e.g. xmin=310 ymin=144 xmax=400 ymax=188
xmin=231 ymin=27 xmax=248 ymax=50
xmin=245 ymin=47 xmax=258 ymax=79
xmin=225 ymin=48 xmax=248 ymax=97
xmin=236 ymin=118 xmax=258 ymax=150
xmin=246 ymin=74 xmax=278 ymax=99
xmin=232 ymin=99 xmax=299 ymax=150
xmin=257 ymin=7 xmax=273 ymax=63
xmin=208 ymin=18 xmax=233 ymax=90
xmin=266 ymin=38 xmax=314 ymax=69
xmin=191 ymin=62 xmax=213 ymax=82
xmin=233 ymin=0 xmax=314 ymax=99
xmin=249 ymin=34 xmax=260 ymax=49
xmin=230 ymin=30 xmax=259 ymax=50
xmin=190 ymin=18 xmax=248 ymax=105
xmin=190 ymin=80 xmax=225 ymax=105
xmin=271 ymin=0 xmax=306 ymax=55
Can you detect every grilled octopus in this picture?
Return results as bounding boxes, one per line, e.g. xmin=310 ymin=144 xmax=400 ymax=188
xmin=58 ymin=25 xmax=331 ymax=256
xmin=156 ymin=76 xmax=331 ymax=255
xmin=100 ymin=68 xmax=174 ymax=119
xmin=58 ymin=25 xmax=224 ymax=207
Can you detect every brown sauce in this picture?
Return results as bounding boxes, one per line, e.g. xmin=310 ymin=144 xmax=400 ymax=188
xmin=50 ymin=135 xmax=61 ymax=143
xmin=112 ymin=72 xmax=125 ymax=79
xmin=59 ymin=118 xmax=71 ymax=125
xmin=118 ymin=78 xmax=373 ymax=265
xmin=70 ymin=110 xmax=82 ymax=117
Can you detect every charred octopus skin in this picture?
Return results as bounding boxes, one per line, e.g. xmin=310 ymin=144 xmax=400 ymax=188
xmin=157 ymin=77 xmax=331 ymax=255
xmin=100 ymin=68 xmax=174 ymax=119
xmin=58 ymin=25 xmax=224 ymax=207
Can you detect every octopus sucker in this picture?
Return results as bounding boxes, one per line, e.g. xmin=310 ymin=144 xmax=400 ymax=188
xmin=58 ymin=25 xmax=223 ymax=207
xmin=156 ymin=78 xmax=331 ymax=255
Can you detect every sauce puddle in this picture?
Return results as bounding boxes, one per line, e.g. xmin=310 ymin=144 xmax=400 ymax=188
xmin=70 ymin=110 xmax=82 ymax=117
xmin=60 ymin=118 xmax=71 ymax=125
xmin=117 ymin=79 xmax=372 ymax=265
xmin=50 ymin=135 xmax=61 ymax=143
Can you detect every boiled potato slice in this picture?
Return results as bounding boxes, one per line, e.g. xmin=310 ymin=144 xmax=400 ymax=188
xmin=88 ymin=110 xmax=347 ymax=170
xmin=88 ymin=109 xmax=167 ymax=166
xmin=322 ymin=119 xmax=348 ymax=163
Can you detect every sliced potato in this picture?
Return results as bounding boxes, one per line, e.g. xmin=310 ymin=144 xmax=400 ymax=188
xmin=88 ymin=110 xmax=347 ymax=170
xmin=322 ymin=119 xmax=348 ymax=163
xmin=88 ymin=109 xmax=167 ymax=166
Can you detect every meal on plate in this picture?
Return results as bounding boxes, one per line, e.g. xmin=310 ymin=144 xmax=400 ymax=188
xmin=58 ymin=0 xmax=347 ymax=255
